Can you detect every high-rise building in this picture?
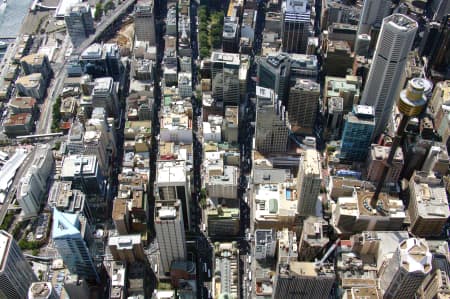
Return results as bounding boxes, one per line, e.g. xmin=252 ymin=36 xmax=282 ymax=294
xmin=210 ymin=52 xmax=240 ymax=106
xmin=408 ymin=171 xmax=450 ymax=238
xmin=287 ymin=79 xmax=319 ymax=135
xmin=0 ymin=230 xmax=37 ymax=298
xmin=360 ymin=14 xmax=418 ymax=139
xmin=134 ymin=0 xmax=156 ymax=45
xmin=52 ymin=209 xmax=99 ymax=282
xmin=257 ymin=53 xmax=291 ymax=102
xmin=222 ymin=17 xmax=240 ymax=53
xmin=92 ymin=77 xmax=119 ymax=118
xmin=254 ymin=86 xmax=288 ymax=153
xmin=340 ymin=105 xmax=375 ymax=162
xmin=356 ymin=0 xmax=391 ymax=37
xmin=366 ymin=144 xmax=403 ymax=185
xmin=297 ymin=149 xmax=321 ymax=217
xmin=206 ymin=166 xmax=239 ymax=199
xmin=64 ymin=3 xmax=94 ymax=45
xmin=61 ymin=155 xmax=105 ymax=196
xmin=379 ymin=238 xmax=432 ymax=299
xmin=281 ymin=0 xmax=311 ymax=54
xmin=254 ymin=229 xmax=277 ymax=260
xmin=154 ymin=201 xmax=187 ymax=274
xmin=273 ymin=262 xmax=335 ymax=299
xmin=108 ymin=234 xmax=146 ymax=263
xmin=28 ymin=282 xmax=58 ymax=299
xmin=298 ymin=217 xmax=329 ymax=261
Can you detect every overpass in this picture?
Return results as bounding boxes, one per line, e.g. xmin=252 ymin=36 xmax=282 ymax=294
xmin=74 ymin=0 xmax=136 ymax=55
xmin=16 ymin=132 xmax=63 ymax=139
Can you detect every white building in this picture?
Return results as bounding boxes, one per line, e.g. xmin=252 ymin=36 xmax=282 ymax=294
xmin=297 ymin=149 xmax=321 ymax=216
xmin=356 ymin=0 xmax=392 ymax=36
xmin=154 ymin=201 xmax=187 ymax=274
xmin=17 ymin=144 xmax=53 ymax=218
xmin=360 ymin=14 xmax=418 ymax=139
xmin=206 ymin=165 xmax=239 ymax=199
xmin=379 ymin=238 xmax=432 ymax=299
xmin=254 ymin=229 xmax=277 ymax=260
xmin=92 ymin=77 xmax=119 ymax=118
xmin=0 ymin=230 xmax=37 ymax=298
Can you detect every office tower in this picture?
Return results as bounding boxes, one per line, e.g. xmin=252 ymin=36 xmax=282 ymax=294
xmin=112 ymin=198 xmax=130 ymax=235
xmin=360 ymin=14 xmax=418 ymax=139
xmin=255 ymin=86 xmax=288 ymax=153
xmin=340 ymin=105 xmax=375 ymax=162
xmin=108 ymin=234 xmax=146 ymax=263
xmin=324 ymin=75 xmax=361 ymax=114
xmin=298 ymin=217 xmax=329 ymax=261
xmin=64 ymin=275 xmax=90 ymax=299
xmin=408 ymin=171 xmax=450 ymax=237
xmin=254 ymin=229 xmax=277 ymax=260
xmin=297 ymin=149 xmax=321 ymax=217
xmin=61 ymin=155 xmax=105 ymax=195
xmin=79 ymin=43 xmax=122 ymax=81
xmin=134 ymin=0 xmax=156 ymax=45
xmin=155 ymin=160 xmax=191 ymax=230
xmin=324 ymin=41 xmax=353 ymax=77
xmin=213 ymin=243 xmax=239 ymax=299
xmin=257 ymin=53 xmax=291 ymax=102
xmin=379 ymin=238 xmax=432 ymax=299
xmin=356 ymin=0 xmax=391 ymax=37
xmin=210 ymin=52 xmax=240 ymax=106
xmin=273 ymin=262 xmax=335 ymax=299
xmin=325 ymin=97 xmax=344 ymax=140
xmin=288 ymin=79 xmax=319 ymax=135
xmin=206 ymin=165 xmax=239 ymax=199
xmin=178 ymin=72 xmax=192 ymax=98
xmin=419 ymin=241 xmax=450 ymax=298
xmin=429 ymin=80 xmax=450 ymax=118
xmin=355 ymin=34 xmax=371 ymax=56
xmin=92 ymin=77 xmax=119 ymax=118
xmin=52 ymin=209 xmax=99 ymax=282
xmin=20 ymin=53 xmax=52 ymax=84
xmin=223 ymin=17 xmax=240 ymax=53
xmin=281 ymin=0 xmax=311 ymax=54
xmin=154 ymin=201 xmax=187 ymax=274
xmin=366 ymin=144 xmax=403 ymax=185
xmin=207 ymin=205 xmax=240 ymax=237
xmin=28 ymin=282 xmax=58 ymax=299
xmin=0 ymin=230 xmax=37 ymax=298
xmin=64 ymin=3 xmax=94 ymax=45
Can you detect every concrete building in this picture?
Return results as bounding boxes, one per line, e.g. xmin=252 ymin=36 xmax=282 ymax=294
xmin=254 ymin=229 xmax=277 ymax=260
xmin=288 ymin=79 xmax=320 ymax=135
xmin=320 ymin=0 xmax=361 ymax=31
xmin=52 ymin=209 xmax=99 ymax=282
xmin=108 ymin=234 xmax=146 ymax=263
xmin=408 ymin=171 xmax=450 ymax=238
xmin=60 ymin=155 xmax=105 ymax=196
xmin=211 ymin=52 xmax=240 ymax=106
xmin=328 ymin=176 xmax=375 ymax=200
xmin=379 ymin=238 xmax=432 ymax=299
xmin=222 ymin=106 xmax=239 ymax=143
xmin=325 ymin=96 xmax=344 ymax=140
xmin=223 ymin=17 xmax=240 ymax=53
xmin=324 ymin=75 xmax=361 ymax=114
xmin=333 ymin=191 xmax=405 ymax=236
xmin=327 ymin=23 xmax=358 ymax=49
xmin=356 ymin=0 xmax=391 ymax=37
xmin=16 ymin=73 xmax=46 ymax=100
xmin=297 ymin=149 xmax=321 ymax=217
xmin=257 ymin=53 xmax=291 ymax=102
xmin=281 ymin=0 xmax=311 ymax=54
xmin=206 ymin=166 xmax=239 ymax=199
xmin=213 ymin=242 xmax=239 ymax=299
xmin=360 ymin=14 xmax=418 ymax=139
xmin=134 ymin=0 xmax=156 ymax=45
xmin=255 ymin=86 xmax=288 ymax=153
xmin=419 ymin=241 xmax=450 ymax=299
xmin=207 ymin=205 xmax=240 ymax=237
xmin=28 ymin=282 xmax=58 ymax=299
xmin=79 ymin=43 xmax=122 ymax=81
xmin=299 ymin=217 xmax=329 ymax=261
xmin=155 ymin=160 xmax=191 ymax=230
xmin=17 ymin=144 xmax=53 ymax=218
xmin=8 ymin=97 xmax=37 ymax=115
xmin=366 ymin=144 xmax=403 ymax=185
xmin=273 ymin=262 xmax=335 ymax=299
xmin=92 ymin=77 xmax=119 ymax=117
xmin=340 ymin=105 xmax=375 ymax=162
xmin=64 ymin=3 xmax=94 ymax=45
xmin=64 ymin=275 xmax=90 ymax=299
xmin=154 ymin=201 xmax=187 ymax=274
xmin=20 ymin=53 xmax=52 ymax=83
xmin=3 ymin=112 xmax=33 ymax=136
xmin=178 ymin=72 xmax=192 ymax=98
xmin=0 ymin=230 xmax=37 ymax=298
xmin=324 ymin=41 xmax=353 ymax=77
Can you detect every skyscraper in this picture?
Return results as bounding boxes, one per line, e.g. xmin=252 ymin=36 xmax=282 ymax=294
xmin=154 ymin=201 xmax=187 ymax=274
xmin=379 ymin=238 xmax=432 ymax=299
xmin=297 ymin=149 xmax=321 ymax=217
xmin=0 ymin=230 xmax=37 ymax=298
xmin=360 ymin=14 xmax=418 ymax=139
xmin=356 ymin=0 xmax=392 ymax=36
xmin=340 ymin=105 xmax=375 ymax=162
xmin=287 ymin=78 xmax=320 ymax=135
xmin=255 ymin=86 xmax=288 ymax=153
xmin=64 ymin=3 xmax=95 ymax=46
xmin=281 ymin=0 xmax=311 ymax=54
xmin=210 ymin=52 xmax=240 ymax=106
xmin=52 ymin=209 xmax=99 ymax=282
xmin=134 ymin=0 xmax=156 ymax=45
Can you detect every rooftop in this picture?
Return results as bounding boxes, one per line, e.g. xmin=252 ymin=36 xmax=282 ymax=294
xmin=16 ymin=73 xmax=43 ymax=88
xmin=156 ymin=160 xmax=187 ymax=184
xmin=211 ymin=52 xmax=240 ymax=65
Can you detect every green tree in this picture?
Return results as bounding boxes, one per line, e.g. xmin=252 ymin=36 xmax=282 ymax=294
xmin=104 ymin=0 xmax=115 ymax=11
xmin=94 ymin=3 xmax=103 ymax=21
